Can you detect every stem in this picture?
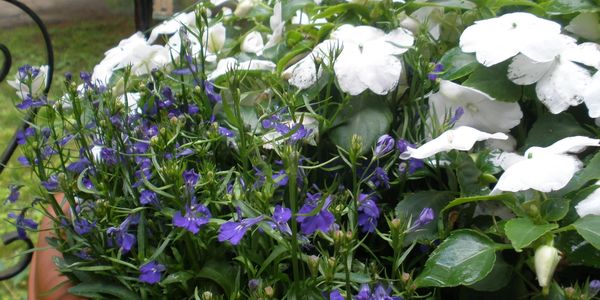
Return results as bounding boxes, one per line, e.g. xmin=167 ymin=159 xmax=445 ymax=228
xmin=287 ymin=156 xmax=301 ymax=290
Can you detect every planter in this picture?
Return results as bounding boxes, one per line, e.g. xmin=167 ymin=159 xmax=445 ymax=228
xmin=28 ymin=195 xmax=84 ymax=300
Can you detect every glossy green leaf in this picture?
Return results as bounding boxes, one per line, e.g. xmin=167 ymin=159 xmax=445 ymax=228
xmin=466 ymin=254 xmax=512 ymax=292
xmin=504 ymin=218 xmax=557 ymax=251
xmin=443 ymin=193 xmax=515 ymax=212
xmin=411 ymin=0 xmax=476 ymax=9
xmin=522 ymin=113 xmax=590 ymax=150
xmin=439 ymin=47 xmax=478 ymax=80
xmin=282 ymin=0 xmax=314 ymax=21
xmin=544 ymin=0 xmax=599 ymax=15
xmin=329 ymin=94 xmax=392 ymax=153
xmin=196 ymin=262 xmax=237 ymax=297
xmin=556 ymin=231 xmax=600 ymax=268
xmin=452 ymin=152 xmax=483 ymax=196
xmin=463 ymin=62 xmax=522 ymax=102
xmin=162 ymin=271 xmax=193 ymax=285
xmin=541 ymin=198 xmax=570 ymax=222
xmin=573 ymin=215 xmax=600 ymax=250
xmin=415 ymin=230 xmax=496 ymax=287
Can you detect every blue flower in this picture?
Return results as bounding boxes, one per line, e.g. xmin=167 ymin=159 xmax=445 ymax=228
xmin=139 ymin=261 xmax=166 ymax=284
xmin=374 ymin=134 xmax=395 ymax=157
xmin=410 ymin=207 xmax=435 ymax=231
xmin=357 ymin=193 xmax=380 ymax=233
xmin=370 ymin=167 xmax=390 ymax=189
xmin=173 ymin=201 xmax=211 ymax=234
xmin=218 ymin=126 xmax=235 ymax=137
xmin=17 ymin=156 xmax=30 ymax=166
xmin=140 ymin=190 xmax=158 ymax=205
xmin=428 ymin=63 xmax=444 ymax=81
xmin=218 ymin=215 xmax=264 ymax=245
xmin=41 ymin=174 xmax=59 ymax=191
xmin=66 ymin=157 xmax=91 ymax=174
xmin=272 ymin=170 xmax=288 ymax=187
xmin=590 ymin=279 xmax=600 ymax=297
xmin=449 ymin=107 xmax=464 ymax=124
xmin=182 ymin=169 xmax=200 ymax=188
xmin=296 ymin=193 xmax=335 ymax=235
xmin=107 ymin=215 xmax=138 ymax=253
xmin=272 ymin=205 xmax=292 ymax=235
xmin=355 ymin=284 xmax=402 ymax=300
xmin=81 ymin=176 xmax=95 ymax=190
xmin=204 ymin=81 xmax=222 ymax=103
xmin=328 ymin=290 xmax=344 ymax=300
xmin=5 ymin=185 xmax=22 ymax=203
xmin=175 ymin=148 xmax=194 ymax=158
xmin=74 ymin=218 xmax=94 ymax=235
xmin=16 ymin=127 xmax=35 ymax=145
xmin=100 ymin=147 xmax=118 ymax=165
xmin=16 ymin=96 xmax=46 ymax=110
xmin=8 ymin=211 xmax=38 ymax=240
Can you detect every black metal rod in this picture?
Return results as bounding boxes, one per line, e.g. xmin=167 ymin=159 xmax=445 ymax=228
xmin=0 ymin=0 xmax=54 ymax=176
xmin=0 ymin=231 xmax=34 ymax=281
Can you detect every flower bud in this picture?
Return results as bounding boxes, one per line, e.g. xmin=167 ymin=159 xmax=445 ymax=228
xmin=401 ymin=272 xmax=411 ymax=283
xmin=374 ymin=134 xmax=395 ymax=157
xmin=534 ymin=245 xmax=561 ymax=288
xmin=308 ymin=255 xmax=319 ymax=276
xmin=234 ymin=0 xmax=254 ymax=17
xmin=264 ymin=286 xmax=274 ymax=298
xmin=201 ymin=291 xmax=213 ymax=300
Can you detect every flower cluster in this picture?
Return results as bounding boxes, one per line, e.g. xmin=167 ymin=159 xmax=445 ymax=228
xmin=5 ymin=0 xmax=600 ymax=299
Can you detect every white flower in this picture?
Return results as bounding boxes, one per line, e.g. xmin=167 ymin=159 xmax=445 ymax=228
xmin=241 ymin=31 xmax=265 ymax=54
xmin=332 ymin=25 xmax=414 ymax=95
xmin=93 ymin=32 xmax=148 ymax=83
xmin=166 ymin=22 xmax=226 ymax=63
xmin=508 ymin=42 xmax=600 ymax=117
xmin=147 ymin=11 xmax=196 ymax=43
xmin=205 ymin=23 xmax=227 ymax=54
xmin=534 ymin=245 xmax=561 ymax=288
xmin=285 ymin=25 xmax=414 ymax=95
xmin=566 ymin=13 xmax=600 ymax=42
xmin=460 ymin=12 xmax=574 ymax=67
xmin=429 ymin=80 xmax=523 ymax=133
xmin=234 ymin=0 xmax=256 ymax=17
xmin=208 ymin=57 xmax=276 ymax=80
xmin=399 ymin=126 xmax=508 ymax=160
xmin=493 ymin=136 xmax=600 ymax=194
xmin=8 ymin=65 xmax=48 ymax=99
xmin=116 ymin=92 xmax=141 ymax=113
xmin=575 ymin=182 xmax=600 ymax=217
xmin=282 ymin=40 xmax=339 ymax=90
xmin=400 ymin=6 xmax=443 ymax=40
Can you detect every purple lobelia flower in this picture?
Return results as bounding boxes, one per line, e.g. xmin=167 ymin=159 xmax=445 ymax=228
xmin=81 ymin=176 xmax=95 ymax=190
xmin=296 ymin=193 xmax=335 ymax=235
xmin=182 ymin=169 xmax=200 ymax=188
xmin=218 ymin=126 xmax=235 ymax=137
xmin=16 ymin=127 xmax=35 ymax=145
xmin=218 ymin=215 xmax=264 ymax=245
xmin=8 ymin=211 xmax=38 ymax=240
xmin=272 ymin=170 xmax=289 ymax=187
xmin=356 ymin=284 xmax=371 ymax=300
xmin=66 ymin=157 xmax=91 ymax=174
xmin=41 ymin=174 xmax=59 ymax=191
xmin=329 ymin=290 xmax=344 ymax=300
xmin=290 ymin=124 xmax=309 ymax=142
xmin=410 ymin=207 xmax=435 ymax=231
xmin=100 ymin=147 xmax=118 ymax=165
xmin=428 ymin=63 xmax=444 ymax=81
xmin=140 ymin=190 xmax=158 ymax=205
xmin=271 ymin=205 xmax=292 ymax=235
xmin=74 ymin=218 xmax=94 ymax=235
xmin=357 ymin=193 xmax=380 ymax=233
xmin=58 ymin=134 xmax=74 ymax=147
xmin=16 ymin=96 xmax=46 ymax=110
xmin=6 ymin=185 xmax=22 ymax=203
xmin=204 ymin=81 xmax=222 ymax=103
xmin=173 ymin=200 xmax=211 ymax=234
xmin=590 ymin=280 xmax=600 ymax=297
xmin=17 ymin=156 xmax=30 ymax=166
xmin=375 ymin=134 xmax=395 ymax=157
xmin=175 ymin=148 xmax=194 ymax=158
xmin=160 ymin=87 xmax=175 ymax=108
xmin=107 ymin=214 xmax=138 ymax=253
xmin=370 ymin=167 xmax=390 ymax=189
xmin=139 ymin=261 xmax=166 ymax=284
xmin=449 ymin=107 xmax=464 ymax=125
xmin=372 ymin=284 xmax=402 ymax=300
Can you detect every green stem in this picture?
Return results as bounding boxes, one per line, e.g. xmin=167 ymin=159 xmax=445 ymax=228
xmin=287 ymin=157 xmax=301 ymax=290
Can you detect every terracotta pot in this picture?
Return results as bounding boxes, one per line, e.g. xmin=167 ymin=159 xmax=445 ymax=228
xmin=28 ymin=195 xmax=84 ymax=300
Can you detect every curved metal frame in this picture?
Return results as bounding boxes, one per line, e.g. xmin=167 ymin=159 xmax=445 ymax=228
xmin=0 ymin=0 xmax=54 ymax=280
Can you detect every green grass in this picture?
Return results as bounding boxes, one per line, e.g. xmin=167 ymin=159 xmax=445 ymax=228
xmin=0 ymin=16 xmax=134 ymax=299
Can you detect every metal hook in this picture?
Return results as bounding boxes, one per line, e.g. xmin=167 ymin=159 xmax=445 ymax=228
xmin=0 ymin=231 xmax=34 ymax=281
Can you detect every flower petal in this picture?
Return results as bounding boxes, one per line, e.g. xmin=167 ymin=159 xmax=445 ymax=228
xmin=508 ymin=54 xmax=555 ymax=85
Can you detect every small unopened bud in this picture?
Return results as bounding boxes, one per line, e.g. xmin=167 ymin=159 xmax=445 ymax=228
xmin=327 ymin=257 xmax=336 ymax=269
xmin=234 ymin=0 xmax=254 ymax=17
xmin=170 ymin=116 xmax=178 ymax=125
xmin=534 ymin=245 xmax=561 ymax=288
xmin=374 ymin=134 xmax=395 ymax=157
xmin=564 ymin=287 xmax=575 ymax=298
xmin=401 ymin=272 xmax=411 ymax=283
xmin=264 ymin=286 xmax=274 ymax=298
xmin=345 ymin=231 xmax=353 ymax=241
xmin=351 ymin=134 xmax=363 ymax=156
xmin=332 ymin=230 xmax=344 ymax=245
xmin=159 ymin=127 xmax=166 ymax=135
xmin=201 ymin=291 xmax=213 ymax=300
xmin=391 ymin=218 xmax=402 ymax=230
xmin=150 ymin=135 xmax=159 ymax=145
xmin=308 ymin=255 xmax=319 ymax=276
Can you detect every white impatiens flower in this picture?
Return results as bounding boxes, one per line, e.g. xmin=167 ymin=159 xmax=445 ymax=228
xmin=93 ymin=32 xmax=148 ymax=84
xmin=508 ymin=42 xmax=600 ymax=116
xmin=285 ymin=25 xmax=414 ymax=95
xmin=566 ymin=13 xmax=600 ymax=42
xmin=429 ymin=80 xmax=523 ymax=133
xmin=399 ymin=126 xmax=508 ymax=159
xmin=460 ymin=12 xmax=574 ymax=67
xmin=208 ymin=57 xmax=276 ymax=80
xmin=8 ymin=65 xmax=49 ymax=99
xmin=575 ymin=182 xmax=600 ymax=217
xmin=492 ymin=136 xmax=600 ymax=194
xmin=166 ymin=22 xmax=226 ymax=63
xmin=400 ymin=6 xmax=443 ymax=40
xmin=147 ymin=11 xmax=196 ymax=43
xmin=241 ymin=31 xmax=265 ymax=54
xmin=332 ymin=25 xmax=414 ymax=95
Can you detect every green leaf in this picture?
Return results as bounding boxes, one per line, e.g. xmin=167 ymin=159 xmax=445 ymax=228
xmin=414 ymin=230 xmax=496 ymax=287
xmin=504 ymin=218 xmax=558 ymax=251
xmin=162 ymin=271 xmax=193 ymax=285
xmin=69 ymin=282 xmax=140 ymax=300
xmin=466 ymin=254 xmax=512 ymax=292
xmin=541 ymin=198 xmax=570 ymax=222
xmin=544 ymin=0 xmax=599 ymax=15
xmin=452 ymin=152 xmax=483 ymax=196
xmin=556 ymin=231 xmax=600 ymax=268
xmin=573 ymin=215 xmax=600 ymax=250
xmin=411 ymin=0 xmax=476 ymax=9
xmin=463 ymin=62 xmax=522 ymax=102
xmin=443 ymin=193 xmax=515 ymax=212
xmin=396 ymin=191 xmax=453 ymax=244
xmin=196 ymin=262 xmax=237 ymax=297
xmin=329 ymin=94 xmax=392 ymax=153
xmin=523 ymin=113 xmax=590 ymax=150
xmin=439 ymin=47 xmax=478 ymax=80
xmin=282 ymin=0 xmax=314 ymax=21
